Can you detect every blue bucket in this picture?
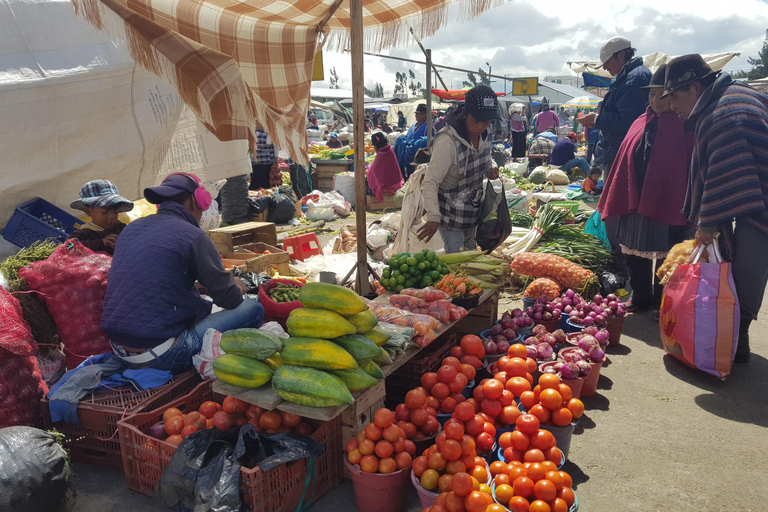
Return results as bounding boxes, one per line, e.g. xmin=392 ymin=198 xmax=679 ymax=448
xmin=565 ymin=318 xmax=585 ymax=333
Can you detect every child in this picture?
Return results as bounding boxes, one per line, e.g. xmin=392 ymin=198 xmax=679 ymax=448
xmin=69 ymin=180 xmax=134 ymax=254
xmin=582 ymin=168 xmax=602 ymax=195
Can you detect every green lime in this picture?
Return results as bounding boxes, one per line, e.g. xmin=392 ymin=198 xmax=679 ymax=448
xmin=406 ymin=257 xmax=418 ymax=266
xmin=422 ymin=276 xmax=432 ymax=285
xmin=409 ymin=266 xmax=419 ymax=275
xmin=405 ymin=279 xmax=416 ymax=288
xmin=429 ymin=271 xmax=441 ymax=280
xmin=422 ymin=248 xmax=430 ymax=254
xmin=379 ymin=278 xmax=389 ymax=288
xmin=382 ymin=268 xmax=391 ymax=279
xmin=426 ymin=252 xmax=436 ymax=262
xmin=414 ymin=252 xmax=425 ymax=262
xmin=395 ymin=284 xmax=404 ymax=293
xmin=418 ymin=262 xmax=427 ymax=270
xmin=391 ymin=270 xmax=400 ymax=278
xmin=400 ymin=264 xmax=409 ymax=273
xmin=431 ymin=260 xmax=440 ymax=269
xmin=396 ymin=275 xmax=406 ymax=285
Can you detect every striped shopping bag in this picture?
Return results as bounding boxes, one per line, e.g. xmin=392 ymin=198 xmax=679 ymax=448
xmin=659 ymin=244 xmax=740 ymax=378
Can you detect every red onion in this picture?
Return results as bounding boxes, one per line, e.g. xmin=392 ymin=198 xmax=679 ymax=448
xmin=533 ymin=312 xmax=543 ymax=321
xmin=582 ymin=317 xmax=594 ymax=326
xmin=616 ymin=308 xmax=626 ymax=318
xmin=607 ymin=301 xmax=618 ymax=310
xmin=503 ymin=328 xmax=518 ymax=341
xmin=538 ymin=295 xmax=548 ymax=304
xmin=491 ymin=324 xmax=504 ymax=337
xmin=497 ymin=340 xmax=511 ymax=353
xmin=606 ymin=293 xmax=618 ymax=302
xmin=484 ymin=339 xmax=499 ymax=354
xmin=526 ymin=345 xmax=538 ymax=358
xmin=561 ymin=297 xmax=573 ymax=307
xmin=502 ymin=312 xmax=513 ymax=321
xmin=542 ymin=312 xmax=552 ymax=321
xmin=594 ymin=314 xmax=607 ymax=326
xmin=561 ymin=362 xmax=580 ymax=379
xmin=525 ymin=307 xmax=534 ymax=316
xmin=552 ymin=330 xmax=566 ymax=343
xmin=588 ymin=345 xmax=605 ymax=362
xmin=524 ymin=336 xmax=538 ymax=346
xmin=553 ymin=310 xmax=562 ymax=320
xmin=511 ymin=308 xmax=523 ymax=317
xmin=502 ymin=318 xmax=516 ymax=330
xmin=525 ymin=316 xmax=533 ymax=327
xmin=542 ymin=365 xmax=557 ymax=374
xmin=553 ymin=361 xmax=565 ymax=372
xmin=577 ymin=335 xmax=599 ymax=351
xmin=532 ymin=324 xmax=547 ymax=336
xmin=514 ymin=316 xmax=527 ymax=328
xmin=545 ymin=303 xmax=554 ymax=313
xmin=583 ymin=326 xmax=598 ymax=336
xmin=493 ymin=335 xmax=507 ymax=347
xmin=564 ymin=305 xmax=573 ymax=314
xmin=576 ymin=360 xmax=592 ymax=376
xmin=565 ymin=289 xmax=576 ymax=299
xmin=593 ymin=306 xmax=604 ymax=315
xmin=561 ymin=350 xmax=582 ymax=363
xmin=574 ymin=348 xmax=589 ymax=359
xmin=542 ymin=334 xmax=557 ymax=347
xmin=593 ymin=294 xmax=604 ymax=305
xmin=536 ymin=343 xmax=553 ymax=360
xmin=150 ymin=421 xmax=168 ymax=440
xmin=594 ymin=330 xmax=610 ymax=345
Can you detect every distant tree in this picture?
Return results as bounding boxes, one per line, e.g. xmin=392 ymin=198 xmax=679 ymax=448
xmin=394 ymin=71 xmax=408 ymax=95
xmin=736 ymin=29 xmax=768 ymax=79
xmin=408 ymin=71 xmax=423 ymax=97
xmin=462 ymin=67 xmax=492 ymax=88
xmin=329 ymin=67 xmax=340 ymax=89
xmin=365 ymin=82 xmax=385 ymax=97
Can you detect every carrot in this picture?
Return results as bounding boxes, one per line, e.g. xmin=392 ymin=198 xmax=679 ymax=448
xmin=455 ymin=282 xmax=467 ymax=295
xmin=468 ymin=287 xmax=482 ymax=295
xmin=452 ymin=277 xmax=467 ymax=287
xmin=438 ymin=274 xmax=455 ymax=288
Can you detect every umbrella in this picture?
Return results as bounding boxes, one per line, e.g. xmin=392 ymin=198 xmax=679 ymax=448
xmin=562 ymin=96 xmax=601 ymax=108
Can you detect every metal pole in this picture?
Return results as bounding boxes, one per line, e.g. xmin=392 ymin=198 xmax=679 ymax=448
xmin=409 ymin=28 xmax=449 ymax=91
xmin=350 ymin=0 xmax=370 ymax=295
xmin=426 ymin=49 xmax=433 ymax=146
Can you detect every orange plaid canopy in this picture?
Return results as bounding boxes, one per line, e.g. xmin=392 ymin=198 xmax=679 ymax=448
xmin=71 ymin=0 xmax=503 ymax=165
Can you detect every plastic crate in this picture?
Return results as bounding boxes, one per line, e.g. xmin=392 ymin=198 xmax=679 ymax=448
xmin=2 ymin=197 xmax=82 ymax=247
xmin=385 ymin=333 xmax=456 ymax=408
xmin=41 ymin=370 xmax=201 ymax=471
xmin=117 ymin=379 xmax=342 ymax=512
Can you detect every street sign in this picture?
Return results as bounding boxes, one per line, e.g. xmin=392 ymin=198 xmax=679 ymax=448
xmin=512 ymin=78 xmax=538 ymax=95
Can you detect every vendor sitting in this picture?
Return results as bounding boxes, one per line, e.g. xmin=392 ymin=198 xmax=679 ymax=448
xmin=366 ymin=132 xmax=405 ymax=202
xmin=327 ymin=132 xmax=344 ymax=149
xmin=582 ymin=168 xmax=603 ymax=195
xmin=549 ymin=132 xmax=591 ymax=177
xmin=68 ymin=180 xmax=134 ymax=255
xmin=100 ymin=172 xmax=264 ymax=373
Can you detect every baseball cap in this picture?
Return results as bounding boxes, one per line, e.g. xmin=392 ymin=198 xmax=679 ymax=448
xmin=567 ymin=132 xmax=577 ymax=140
xmin=71 ymin=180 xmax=134 ymax=213
xmin=464 ymin=85 xmax=500 ymax=122
xmin=144 ymin=173 xmax=201 ymax=204
xmin=599 ymin=36 xmax=631 ymax=67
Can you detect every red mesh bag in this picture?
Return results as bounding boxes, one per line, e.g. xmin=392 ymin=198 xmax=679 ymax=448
xmin=0 ymin=288 xmax=48 ymax=428
xmin=258 ymin=278 xmax=304 ymax=327
xmin=19 ymin=240 xmax=112 ymax=369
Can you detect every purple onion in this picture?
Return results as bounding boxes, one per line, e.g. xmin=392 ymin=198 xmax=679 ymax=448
xmin=616 ymin=308 xmax=626 ymax=318
xmin=536 ymin=343 xmax=554 ymax=360
xmin=511 ymin=308 xmax=523 ymax=317
xmin=515 ymin=316 xmax=527 ymax=328
xmin=553 ymin=361 xmax=565 ymax=372
xmin=538 ymin=295 xmax=548 ymax=304
xmin=502 ymin=312 xmax=513 ymax=321
xmin=526 ymin=345 xmax=538 ymax=358
xmin=561 ymin=362 xmax=580 ymax=379
xmin=542 ymin=312 xmax=553 ymax=321
xmin=542 ymin=365 xmax=557 ymax=374
xmin=542 ymin=334 xmax=557 ymax=347
xmin=606 ymin=294 xmax=618 ymax=302
xmin=565 ymin=289 xmax=575 ymax=299
xmin=525 ymin=316 xmax=534 ymax=327
xmin=561 ymin=350 xmax=582 ymax=363
xmin=503 ymin=328 xmax=518 ymax=341
xmin=497 ymin=340 xmax=511 ymax=353
xmin=491 ymin=324 xmax=504 ymax=337
xmin=576 ymin=360 xmax=592 ymax=376
xmin=575 ymin=348 xmax=589 ymax=359
xmin=484 ymin=339 xmax=499 ymax=354
xmin=553 ymin=310 xmax=562 ymax=320
xmin=553 ymin=330 xmax=566 ymax=343
xmin=533 ymin=312 xmax=543 ymax=321
xmin=583 ymin=326 xmax=599 ymax=336
xmin=594 ymin=330 xmax=610 ymax=344
xmin=561 ymin=297 xmax=573 ymax=307
xmin=593 ymin=306 xmax=604 ymax=315
xmin=577 ymin=335 xmax=599 ymax=351
xmin=502 ymin=318 xmax=516 ymax=330
xmin=582 ymin=317 xmax=594 ymax=326
xmin=607 ymin=301 xmax=618 ymax=310
xmin=532 ymin=324 xmax=547 ymax=336
xmin=525 ymin=336 xmax=538 ymax=346
xmin=525 ymin=307 xmax=534 ymax=317
xmin=493 ymin=335 xmax=507 ymax=347
xmin=534 ymin=304 xmax=544 ymax=313
xmin=588 ymin=345 xmax=605 ymax=362
xmin=594 ymin=314 xmax=607 ymax=326
xmin=564 ymin=305 xmax=573 ymax=314
xmin=545 ymin=303 xmax=554 ymax=313
xmin=593 ymin=294 xmax=604 ymax=305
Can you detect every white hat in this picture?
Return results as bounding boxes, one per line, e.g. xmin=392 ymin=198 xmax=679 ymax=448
xmin=599 ymin=36 xmax=631 ymax=67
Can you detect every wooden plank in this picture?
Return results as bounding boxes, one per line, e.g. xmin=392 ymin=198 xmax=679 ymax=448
xmin=212 ymin=381 xmax=283 ymax=410
xmin=207 ymin=222 xmax=278 ymax=251
xmin=366 ymin=194 xmax=398 ymax=211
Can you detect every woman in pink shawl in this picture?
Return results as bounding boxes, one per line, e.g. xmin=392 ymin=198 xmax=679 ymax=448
xmin=366 ymin=132 xmax=404 ymax=202
xmin=597 ymin=64 xmax=694 ymax=314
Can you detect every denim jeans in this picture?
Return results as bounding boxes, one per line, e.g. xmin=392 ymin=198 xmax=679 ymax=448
xmin=439 ymin=226 xmax=478 ymax=254
xmin=560 ymin=157 xmax=591 ymax=176
xmin=125 ymin=298 xmax=265 ymax=374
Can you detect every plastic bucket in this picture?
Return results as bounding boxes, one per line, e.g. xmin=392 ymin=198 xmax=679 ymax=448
xmin=580 ymin=359 xmax=604 ymax=397
xmin=540 ymin=422 xmax=576 ymax=462
xmin=534 ymin=318 xmax=560 ymax=333
xmin=478 ymin=441 xmax=499 ymax=464
xmin=411 ymin=470 xmax=439 ymax=510
xmin=522 ymin=297 xmax=536 ymax=309
xmin=538 ymin=361 xmax=584 ymax=399
xmin=412 ymin=424 xmax=441 ymax=456
xmin=565 ymin=319 xmax=585 ymax=333
xmin=480 ymin=328 xmax=493 ymax=340
xmin=606 ymin=316 xmax=625 ymax=346
xmin=461 ymin=379 xmax=476 ymax=399
xmin=346 ymin=459 xmax=412 ymax=512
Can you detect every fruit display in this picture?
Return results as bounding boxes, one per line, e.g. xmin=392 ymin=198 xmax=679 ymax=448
xmin=365 ymin=299 xmax=440 ymax=347
xmin=524 ymin=296 xmax=564 ymax=324
xmin=147 ymin=396 xmax=314 ymax=449
xmin=345 ymin=408 xmax=415 ymax=474
xmin=393 ymin=388 xmax=442 ymax=440
xmin=380 ymin=250 xmax=450 ymax=292
xmin=279 ymin=337 xmax=359 ymax=371
xmin=518 ymin=374 xmax=585 ymax=428
xmin=522 ymin=326 xmax=566 ymax=362
xmin=286 ymin=308 xmax=357 ymax=339
xmin=488 ymin=458 xmax=577 ymax=512
xmin=213 ymin=354 xmax=274 ymax=388
xmin=565 ymin=291 xmax=627 ymax=327
xmin=219 ymin=329 xmax=283 ymax=359
xmin=389 ymin=294 xmax=468 ymax=324
xmin=267 ymin=282 xmax=302 ymax=303
xmin=272 ymin=365 xmax=354 ymax=407
xmin=418 ymin=356 xmax=478 ymax=416
xmin=433 ymin=274 xmax=483 ymax=298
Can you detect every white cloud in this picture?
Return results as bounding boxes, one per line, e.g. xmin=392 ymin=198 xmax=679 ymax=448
xmin=316 ymin=0 xmax=768 ymax=93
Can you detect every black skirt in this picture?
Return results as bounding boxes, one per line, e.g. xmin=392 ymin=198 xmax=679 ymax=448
xmin=615 ymin=212 xmax=689 ymax=255
xmin=511 ymin=131 xmax=527 ymax=158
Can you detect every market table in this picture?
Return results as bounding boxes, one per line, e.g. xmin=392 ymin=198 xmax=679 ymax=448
xmin=213 ymin=289 xmax=498 ymax=421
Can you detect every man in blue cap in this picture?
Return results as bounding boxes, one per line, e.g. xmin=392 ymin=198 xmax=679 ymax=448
xmin=101 ymin=172 xmax=264 ymax=373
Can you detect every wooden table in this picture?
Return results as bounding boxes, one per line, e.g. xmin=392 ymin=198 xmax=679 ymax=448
xmin=212 ymin=289 xmax=498 ymax=421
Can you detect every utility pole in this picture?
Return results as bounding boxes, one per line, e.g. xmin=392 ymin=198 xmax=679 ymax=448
xmin=504 ymin=74 xmax=509 ymax=94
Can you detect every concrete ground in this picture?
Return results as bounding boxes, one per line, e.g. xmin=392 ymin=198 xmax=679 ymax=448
xmin=57 ymin=212 xmax=768 ymax=512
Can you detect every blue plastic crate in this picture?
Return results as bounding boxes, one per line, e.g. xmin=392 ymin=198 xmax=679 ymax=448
xmin=2 ymin=197 xmax=82 ymax=247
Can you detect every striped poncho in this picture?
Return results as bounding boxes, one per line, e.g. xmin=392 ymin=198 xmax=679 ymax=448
xmin=684 ymin=74 xmax=768 ymax=235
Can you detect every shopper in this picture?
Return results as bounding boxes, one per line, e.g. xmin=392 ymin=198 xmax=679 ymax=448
xmin=509 ymin=105 xmax=529 ymax=159
xmin=366 ymin=132 xmax=404 ymax=202
xmin=598 ymin=64 xmax=693 ymax=316
xmin=417 ymin=86 xmax=500 ymax=253
xmin=101 ymin=173 xmax=264 ymax=373
xmin=397 ymin=110 xmax=407 ymax=130
xmin=250 ymin=123 xmax=278 ymax=190
xmin=533 ymin=104 xmax=559 ymax=134
xmin=665 ymin=54 xmax=768 ymax=363
xmin=549 ymin=132 xmax=591 ymax=176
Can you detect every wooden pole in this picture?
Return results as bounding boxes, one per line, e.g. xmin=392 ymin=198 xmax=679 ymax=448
xmin=426 ymin=49 xmax=432 ymax=146
xmin=350 ymin=0 xmax=370 ymax=295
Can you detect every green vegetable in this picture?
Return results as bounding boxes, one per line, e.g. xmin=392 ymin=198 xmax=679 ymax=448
xmin=0 ymin=240 xmax=60 ymax=291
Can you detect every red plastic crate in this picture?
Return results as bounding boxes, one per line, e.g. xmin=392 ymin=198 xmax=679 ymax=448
xmin=117 ymin=379 xmax=342 ymax=511
xmin=40 ymin=370 xmax=201 ymax=471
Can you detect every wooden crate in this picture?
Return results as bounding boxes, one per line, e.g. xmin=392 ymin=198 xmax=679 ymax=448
xmin=313 ymin=160 xmax=352 ymax=192
xmin=239 ymin=242 xmax=290 ymax=275
xmin=366 ymin=193 xmax=398 ymax=211
xmin=340 ymin=380 xmax=386 ymax=478
xmin=450 ymin=291 xmax=499 ymax=335
xmin=220 ymin=252 xmax=256 ymax=272
xmin=207 ymin=222 xmax=277 ymax=252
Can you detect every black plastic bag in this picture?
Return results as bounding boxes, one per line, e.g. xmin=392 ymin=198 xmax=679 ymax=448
xmin=0 ymin=426 xmax=70 ymax=512
xmin=476 ymin=181 xmax=512 ymax=253
xmin=230 ymin=268 xmax=271 ymax=294
xmin=220 ymin=175 xmax=251 ymax=225
xmin=248 ymin=195 xmax=271 ymax=215
xmin=268 ymin=188 xmax=297 ymax=224
xmin=290 ymin=162 xmax=313 ymax=198
xmin=492 ymin=146 xmax=508 ymax=167
xmin=156 ymin=424 xmax=323 ymax=512
xmin=600 ymin=272 xmax=626 ymax=295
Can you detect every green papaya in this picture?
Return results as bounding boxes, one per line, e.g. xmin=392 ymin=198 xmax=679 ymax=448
xmin=331 ymin=367 xmax=378 ymax=390
xmin=280 ymin=337 xmax=358 ymax=370
xmin=331 ymin=334 xmax=381 ymax=361
xmin=286 ymin=308 xmax=356 ymax=339
xmin=272 ymin=365 xmax=354 ymax=407
xmin=220 ymin=328 xmax=283 ymax=360
xmin=360 ymin=360 xmax=385 ymax=379
xmin=345 ymin=310 xmax=378 ymax=334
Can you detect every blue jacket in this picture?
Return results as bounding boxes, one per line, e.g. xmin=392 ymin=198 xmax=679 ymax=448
xmin=594 ymin=57 xmax=651 ymax=169
xmin=549 ymin=138 xmax=576 ymax=166
xmin=101 ymin=202 xmax=242 ymax=349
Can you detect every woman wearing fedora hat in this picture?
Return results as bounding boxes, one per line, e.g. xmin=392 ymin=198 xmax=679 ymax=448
xmin=597 ymin=64 xmax=693 ymax=318
xmin=665 ymin=53 xmax=768 ymax=363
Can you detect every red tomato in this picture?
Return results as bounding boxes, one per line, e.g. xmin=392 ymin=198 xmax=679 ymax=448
xmin=460 ymin=355 xmax=483 ymax=369
xmin=529 ymin=499 xmax=552 ymax=512
xmin=180 ymin=425 xmax=197 ymax=439
xmin=508 ymin=496 xmax=531 ymax=512
xmin=211 ymin=411 xmax=234 ymax=432
xmin=382 ymin=424 xmax=402 ymax=443
xmin=446 ymin=459 xmax=467 ymax=475
xmin=347 ymin=448 xmax=362 ymax=464
xmin=441 ymin=397 xmax=458 ymax=414
xmin=245 ymin=404 xmax=263 ymax=420
xmin=516 ymin=413 xmax=541 ymax=434
xmin=459 ymin=435 xmax=476 ymax=456
xmin=281 ymin=411 xmax=302 ymax=428
xmin=410 ymin=408 xmax=429 ymax=428
xmin=460 ymin=335 xmax=484 ymax=357
xmin=437 ymin=365 xmax=458 ymax=383
xmin=448 ymin=374 xmax=468 ymax=394
xmin=260 ymin=411 xmax=282 ymax=431
xmin=412 ymin=455 xmax=430 ymax=477
xmin=222 ymin=396 xmax=248 ymax=414
xmin=394 ymin=403 xmax=411 ymax=422
xmin=166 ymin=435 xmax=183 ymax=447
xmin=405 ymin=389 xmax=427 ymax=409
xmin=454 ymin=401 xmax=475 ymax=422
xmin=465 ymin=491 xmax=489 ymax=512
xmin=476 ymin=432 xmax=494 ymax=452
xmin=295 ymin=422 xmax=313 ymax=436
xmin=365 ymin=422 xmax=383 ymax=441
xmin=531 ymin=430 xmax=556 ymax=451
xmin=395 ymin=451 xmax=412 ymax=470
xmin=426 ymin=395 xmax=441 ymax=411
xmin=375 ymin=440 xmax=394 ymax=458
xmin=482 ymin=379 xmax=504 ymax=400
xmin=500 ymin=405 xmax=522 ymax=426
xmin=459 ymin=363 xmax=476 ymax=381
xmin=464 ymin=414 xmax=486 ymax=437
xmin=429 ymin=451 xmax=448 ymax=471
xmin=360 ymin=455 xmax=379 ymax=473
xmin=513 ymin=476 xmax=535 ymax=499
xmin=451 ymin=472 xmax=474 ymax=497
xmin=481 ymin=398 xmax=502 ymax=418
xmin=421 ymin=372 xmax=439 ymax=391
xmin=162 ymin=408 xmax=183 ymax=422
xmin=442 ymin=356 xmax=462 ymax=370
xmin=499 ymin=389 xmax=515 ymax=407
xmin=444 ymin=420 xmax=465 ymax=440
xmin=164 ymin=416 xmax=184 ymax=436
xmin=422 ymin=415 xmax=440 ymax=435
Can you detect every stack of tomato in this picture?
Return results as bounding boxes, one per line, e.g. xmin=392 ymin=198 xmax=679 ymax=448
xmin=421 ymin=471 xmax=496 ymax=512
xmin=518 ymin=373 xmax=584 ymax=428
xmin=497 ymin=415 xmax=563 ymax=466
xmin=444 ymin=402 xmax=497 ymax=454
xmin=418 ymin=355 xmax=477 ymax=415
xmin=489 ymin=456 xmax=576 ymax=512
xmin=346 ymin=408 xmax=415 ymax=474
xmin=450 ymin=334 xmax=487 ymax=370
xmin=155 ymin=396 xmax=313 ymax=448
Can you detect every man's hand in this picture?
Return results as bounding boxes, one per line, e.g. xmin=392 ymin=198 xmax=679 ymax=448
xmin=580 ymin=113 xmax=597 ymax=128
xmin=695 ymin=226 xmax=718 ymax=247
xmin=417 ymin=221 xmax=440 ymax=242
xmin=486 ymin=167 xmax=500 ymax=180
xmin=235 ymin=277 xmax=248 ymax=295
xmin=103 ymin=234 xmax=118 ymax=248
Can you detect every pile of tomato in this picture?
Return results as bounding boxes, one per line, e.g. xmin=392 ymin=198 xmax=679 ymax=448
xmin=346 ymin=408 xmax=415 ymax=474
xmin=157 ymin=396 xmax=313 ymax=448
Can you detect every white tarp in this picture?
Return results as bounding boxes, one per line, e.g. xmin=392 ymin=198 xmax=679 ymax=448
xmin=0 ymin=0 xmax=250 ymax=229
xmin=385 ymin=99 xmax=453 ymax=126
xmin=568 ymin=52 xmax=741 ymax=78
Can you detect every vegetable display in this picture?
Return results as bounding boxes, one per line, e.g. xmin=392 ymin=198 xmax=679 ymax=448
xmin=345 ymin=408 xmax=415 ymax=474
xmin=499 ymin=204 xmax=573 ymax=258
xmin=510 ymin=252 xmax=598 ymax=296
xmin=523 ymin=278 xmax=561 ymax=301
xmin=267 ymin=282 xmax=302 ymax=303
xmin=380 ymin=249 xmax=450 ymax=292
xmin=564 ymin=290 xmax=626 ymax=327
xmin=440 ymin=252 xmax=510 ymax=289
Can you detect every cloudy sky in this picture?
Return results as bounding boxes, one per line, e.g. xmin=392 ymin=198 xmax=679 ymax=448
xmin=320 ymin=0 xmax=768 ymax=95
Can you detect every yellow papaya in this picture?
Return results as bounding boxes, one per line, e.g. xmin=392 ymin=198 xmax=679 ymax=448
xmin=286 ymin=308 xmax=356 ymax=339
xmin=299 ymin=282 xmax=367 ymax=316
xmin=272 ymin=365 xmax=354 ymax=407
xmin=364 ymin=326 xmax=392 ymax=347
xmin=213 ymin=354 xmax=273 ymax=388
xmin=280 ymin=337 xmax=358 ymax=370
xmin=345 ymin=310 xmax=378 ymax=334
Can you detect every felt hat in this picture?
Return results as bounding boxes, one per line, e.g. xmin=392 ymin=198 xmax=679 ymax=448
xmin=144 ymin=173 xmax=201 ymax=204
xmin=599 ymin=36 xmax=631 ymax=67
xmin=70 ymin=180 xmax=134 ymax=213
xmin=642 ymin=64 xmax=667 ymax=89
xmin=465 ymin=85 xmax=500 ymax=122
xmin=415 ymin=104 xmax=428 ymax=114
xmin=663 ymin=54 xmax=717 ymax=97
